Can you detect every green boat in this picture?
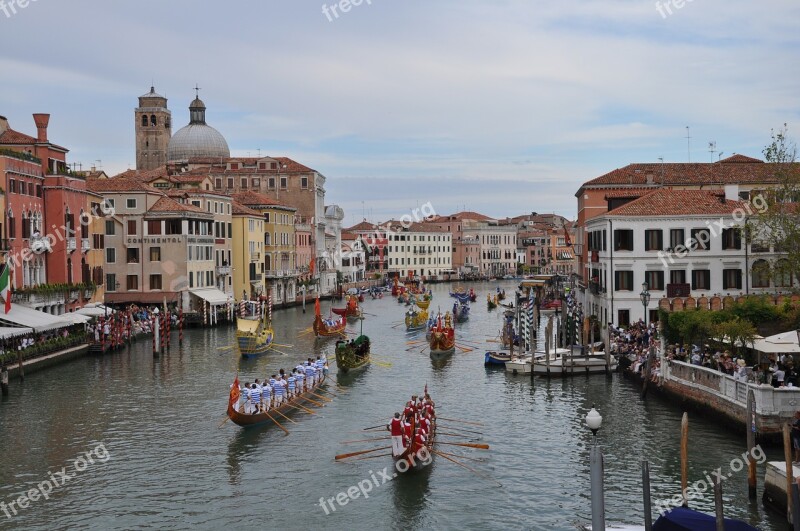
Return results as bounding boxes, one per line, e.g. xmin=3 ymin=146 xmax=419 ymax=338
xmin=335 ymin=335 xmax=371 ymax=373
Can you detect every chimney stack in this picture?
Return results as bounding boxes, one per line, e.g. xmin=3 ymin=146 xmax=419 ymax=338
xmin=32 ymin=113 xmax=50 ymax=142
xmin=0 ymin=115 xmax=8 ymax=135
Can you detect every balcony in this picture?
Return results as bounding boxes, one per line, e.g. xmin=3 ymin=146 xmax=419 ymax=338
xmin=29 ymin=236 xmax=51 ymax=254
xmin=66 ymin=237 xmax=77 ymax=252
xmin=216 ymin=265 xmax=231 ymax=275
xmin=81 ymin=238 xmax=90 ymax=252
xmin=666 ymin=283 xmax=691 ymax=298
xmin=265 ymin=269 xmax=300 ymax=278
xmin=589 ymin=281 xmax=604 ymax=295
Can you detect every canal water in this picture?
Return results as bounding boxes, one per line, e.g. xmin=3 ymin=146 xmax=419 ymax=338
xmin=0 ymin=281 xmax=786 ymax=530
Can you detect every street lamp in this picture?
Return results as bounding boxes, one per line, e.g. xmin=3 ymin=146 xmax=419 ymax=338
xmin=585 ymin=406 xmax=605 ymax=530
xmin=640 ymin=281 xmax=651 ymax=327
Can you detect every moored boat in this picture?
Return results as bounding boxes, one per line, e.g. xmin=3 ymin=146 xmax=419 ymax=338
xmin=236 ymin=299 xmax=274 ymax=358
xmin=335 ymin=335 xmax=370 ymax=373
xmin=484 ymin=351 xmax=511 ymax=366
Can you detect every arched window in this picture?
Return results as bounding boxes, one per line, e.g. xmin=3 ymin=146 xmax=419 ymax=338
xmin=141 ymin=114 xmax=148 ymax=127
xmin=150 ymin=115 xmax=157 ymax=126
xmin=7 ymin=208 xmax=14 ymax=240
xmin=775 ymin=258 xmax=793 ymax=287
xmin=752 ymin=259 xmax=770 ymax=288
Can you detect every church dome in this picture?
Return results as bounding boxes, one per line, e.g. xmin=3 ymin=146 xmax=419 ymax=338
xmin=167 ymin=95 xmax=230 ymax=162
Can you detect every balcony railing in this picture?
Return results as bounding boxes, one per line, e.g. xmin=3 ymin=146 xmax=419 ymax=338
xmin=216 ymin=265 xmax=231 ymax=275
xmin=265 ymin=269 xmax=300 ymax=278
xmin=666 ymin=283 xmax=691 ymax=298
xmin=66 ymin=238 xmax=77 ymax=251
xmin=81 ymin=238 xmax=90 ymax=252
xmin=29 ymin=236 xmax=51 ymax=253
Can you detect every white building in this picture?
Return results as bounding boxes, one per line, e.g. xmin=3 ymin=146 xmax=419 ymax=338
xmin=340 ymin=232 xmax=366 ymax=283
xmin=584 ymin=189 xmax=796 ymax=326
xmin=385 ymin=222 xmax=453 ymax=279
xmin=472 ymin=222 xmax=518 ymax=277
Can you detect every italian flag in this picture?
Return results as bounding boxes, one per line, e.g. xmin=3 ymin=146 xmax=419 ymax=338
xmin=0 ymin=265 xmax=11 ymax=314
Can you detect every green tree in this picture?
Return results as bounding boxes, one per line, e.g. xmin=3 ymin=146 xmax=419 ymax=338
xmin=713 ymin=317 xmax=758 ymax=361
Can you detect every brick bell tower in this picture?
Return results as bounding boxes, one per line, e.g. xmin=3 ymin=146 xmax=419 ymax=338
xmin=135 ymin=86 xmax=171 ymax=171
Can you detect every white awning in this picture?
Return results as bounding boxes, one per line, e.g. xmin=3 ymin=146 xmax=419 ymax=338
xmin=0 ymin=305 xmax=74 ymax=333
xmin=59 ymin=312 xmax=91 ymax=325
xmin=753 ymin=330 xmax=800 ymax=354
xmin=189 ymin=288 xmax=231 ymax=305
xmin=76 ymin=304 xmax=115 ymax=317
xmin=0 ymin=326 xmax=33 ymax=339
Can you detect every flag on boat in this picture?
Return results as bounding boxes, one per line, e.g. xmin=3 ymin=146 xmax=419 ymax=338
xmin=314 ymin=297 xmax=321 ymax=317
xmin=0 ymin=264 xmax=11 ymax=314
xmin=229 ymin=375 xmax=240 ymax=410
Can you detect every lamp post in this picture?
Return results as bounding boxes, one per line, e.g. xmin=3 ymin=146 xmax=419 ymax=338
xmin=586 ymin=406 xmax=605 ymax=531
xmin=640 ymin=281 xmax=651 ymax=327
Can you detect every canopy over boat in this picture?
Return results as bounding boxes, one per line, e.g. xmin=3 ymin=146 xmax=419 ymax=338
xmin=652 ymin=507 xmax=758 ymax=531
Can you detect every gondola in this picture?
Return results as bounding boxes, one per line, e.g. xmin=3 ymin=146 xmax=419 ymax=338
xmin=332 ymin=295 xmax=362 ymax=321
xmin=312 ymin=298 xmax=346 ymax=338
xmin=236 ymin=299 xmax=274 ymax=358
xmin=429 ymin=312 xmax=455 ymax=361
xmin=405 ymin=306 xmax=429 ymax=331
xmin=335 ymin=335 xmax=370 ymax=373
xmin=487 ymin=294 xmax=498 ymax=310
xmin=452 ymin=300 xmax=470 ymax=323
xmin=226 ymin=372 xmax=326 ymax=428
xmin=484 ymin=351 xmax=511 ymax=366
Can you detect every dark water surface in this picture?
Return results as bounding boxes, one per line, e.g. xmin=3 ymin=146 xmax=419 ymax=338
xmin=0 ymin=281 xmax=786 ymax=530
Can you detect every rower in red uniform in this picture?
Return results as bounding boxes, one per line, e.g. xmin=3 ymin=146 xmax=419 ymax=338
xmin=387 ymin=412 xmax=404 ymax=456
xmin=403 ymin=401 xmax=414 ymax=418
xmin=403 ymin=417 xmax=413 ymax=446
xmin=413 ymin=429 xmax=427 ymax=450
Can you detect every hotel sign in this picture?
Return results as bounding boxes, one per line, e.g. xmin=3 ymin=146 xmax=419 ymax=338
xmin=127 ymin=237 xmax=185 ymax=244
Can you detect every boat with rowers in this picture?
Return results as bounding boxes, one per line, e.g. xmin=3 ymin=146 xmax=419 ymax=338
xmin=429 ymin=312 xmax=456 ymax=361
xmin=335 ymin=334 xmax=371 ymax=373
xmin=332 ymin=294 xmax=362 ymax=321
xmin=312 ymin=298 xmax=346 ymax=338
xmin=393 ymin=389 xmax=437 ymax=472
xmin=236 ymin=299 xmax=275 ymax=358
xmin=405 ymin=305 xmax=429 ymax=331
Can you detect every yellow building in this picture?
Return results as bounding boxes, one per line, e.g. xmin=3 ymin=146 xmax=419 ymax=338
xmin=231 ymin=201 xmax=264 ymax=300
xmin=85 ymin=189 xmax=106 ymax=304
xmin=232 ymin=191 xmax=297 ymax=304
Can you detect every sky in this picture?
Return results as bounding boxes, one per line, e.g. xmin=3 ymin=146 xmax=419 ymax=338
xmin=1 ymin=0 xmax=798 ymax=226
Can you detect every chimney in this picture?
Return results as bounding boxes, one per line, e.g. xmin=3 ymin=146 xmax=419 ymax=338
xmin=32 ymin=113 xmax=50 ymax=142
xmin=0 ymin=115 xmax=8 ymax=135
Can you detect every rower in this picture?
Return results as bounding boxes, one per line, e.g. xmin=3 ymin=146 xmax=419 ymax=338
xmin=387 ymin=412 xmax=404 ymax=456
xmin=403 ymin=401 xmax=414 ymax=418
xmin=305 ymin=362 xmax=316 ymax=386
xmin=262 ymin=380 xmax=272 ymax=411
xmin=287 ymin=371 xmax=297 ymax=399
xmin=295 ymin=368 xmax=304 ymax=393
xmin=273 ymin=376 xmax=285 ymax=406
xmin=241 ymin=381 xmax=251 ymax=413
xmin=250 ymin=383 xmax=262 ymax=414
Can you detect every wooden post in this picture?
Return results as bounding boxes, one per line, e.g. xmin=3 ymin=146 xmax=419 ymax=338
xmin=785 ymin=423 xmax=794 ymax=522
xmin=16 ymin=348 xmax=24 ymax=382
xmin=642 ymin=460 xmax=653 ymax=531
xmin=713 ymin=474 xmax=724 ymax=531
xmin=792 ymin=482 xmax=800 ymax=530
xmin=681 ymin=412 xmax=689 ymax=507
xmin=1 ymin=365 xmax=8 ymax=396
xmin=179 ymin=308 xmax=184 ymax=345
xmin=604 ymin=322 xmax=611 ymax=374
xmin=746 ymin=390 xmax=757 ymax=499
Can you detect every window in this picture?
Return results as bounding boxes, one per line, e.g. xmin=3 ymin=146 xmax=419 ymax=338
xmin=126 ymin=198 xmax=137 ymax=209
xmin=215 ymin=179 xmax=222 ymax=189
xmin=669 ymin=229 xmax=685 ymax=250
xmin=268 ymin=177 xmax=275 ymax=189
xmin=644 ymin=229 xmax=663 ymax=251
xmin=227 ymin=178 xmax=234 ymax=189
xmin=104 ymin=198 xmax=115 ymax=212
xmin=191 ymin=200 xmax=201 ymax=208
xmin=670 ymin=270 xmax=687 ymax=285
xmin=150 ymin=247 xmax=161 ymax=262
xmin=690 ymin=229 xmax=710 ymax=251
xmin=614 ymin=270 xmax=634 ymax=291
xmin=723 ymin=268 xmax=742 ymax=290
xmin=105 ymin=220 xmax=115 ymax=235
xmin=141 ymin=115 xmax=148 ymax=127
xmin=751 ymin=240 xmax=769 ymax=253
xmin=241 ymin=178 xmax=248 ymax=189
xmin=126 ymin=248 xmax=140 ymax=263
xmin=106 ymin=248 xmax=116 ymax=263
xmin=147 ymin=220 xmax=162 ymax=235
xmin=127 ymin=220 xmax=137 ymax=235
xmin=751 ymin=260 xmax=770 ymax=288
xmin=126 ymin=275 xmax=139 ymax=290
xmin=775 ymin=259 xmax=793 ymax=287
xmin=228 ymin=223 xmax=232 ymax=239
xmin=644 ymin=270 xmax=665 ymax=290
xmin=150 ymin=115 xmax=156 ymax=126
xmin=189 ymin=272 xmax=194 ymax=288
xmin=252 ymin=178 xmax=260 ymax=188
xmin=613 ymin=229 xmax=634 ymax=251
xmin=165 ymin=220 xmax=181 ymax=235
xmin=721 ymin=228 xmax=741 ymax=250
xmin=617 ymin=309 xmax=630 ymax=327
xmin=691 ymin=269 xmax=711 ymax=290
xmin=301 ymin=177 xmax=308 ymax=189
xmin=150 ymin=274 xmax=163 ymax=290
xmin=106 ymin=273 xmax=117 ymax=291
xmin=280 ymin=177 xmax=287 ymax=189
xmin=92 ymin=234 xmax=105 ymax=249
xmin=8 ymin=179 xmax=15 ymax=193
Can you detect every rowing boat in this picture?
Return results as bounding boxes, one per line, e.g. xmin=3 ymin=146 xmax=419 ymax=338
xmin=226 ymin=373 xmax=326 ymax=428
xmin=335 ymin=335 xmax=371 ymax=373
xmin=236 ymin=299 xmax=274 ymax=358
xmin=429 ymin=312 xmax=455 ymax=361
xmin=312 ymin=298 xmax=346 ymax=338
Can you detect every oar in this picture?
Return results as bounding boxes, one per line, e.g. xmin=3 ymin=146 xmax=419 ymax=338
xmin=437 ymin=442 xmax=489 ymax=450
xmin=267 ymin=346 xmax=291 ymax=356
xmin=438 ymin=417 xmax=484 ymax=426
xmin=342 ymin=453 xmax=392 ymax=462
xmin=335 ymin=446 xmax=392 ymax=460
xmin=309 ymin=391 xmax=333 ymax=402
xmin=265 ymin=411 xmax=290 ymax=435
xmin=218 ymin=416 xmax=231 ymax=428
xmin=272 ymin=408 xmax=298 ymax=424
xmin=431 ymin=449 xmax=500 ymax=486
xmin=369 ymin=360 xmax=392 ymax=368
xmin=435 ymin=449 xmax=486 ymax=462
xmin=438 ymin=425 xmax=483 ymax=436
xmin=217 ymin=345 xmax=234 ymax=351
xmin=271 ymin=342 xmax=294 ymax=348
xmin=284 ymin=401 xmax=316 ymax=415
xmin=437 ymin=431 xmax=474 ymax=439
xmin=341 ymin=437 xmax=390 ymax=444
xmin=362 ymin=423 xmax=387 ymax=430
xmin=298 ymin=395 xmax=324 ymax=407
xmin=315 ymin=388 xmax=340 ymax=397
xmin=455 ymin=345 xmax=474 ymax=353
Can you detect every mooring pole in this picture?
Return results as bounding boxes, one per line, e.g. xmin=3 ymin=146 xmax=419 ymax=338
xmin=681 ymin=412 xmax=689 ymax=507
xmin=746 ymin=390 xmax=757 ymax=499
xmin=713 ymin=474 xmax=724 ymax=531
xmin=642 ymin=460 xmax=653 ymax=531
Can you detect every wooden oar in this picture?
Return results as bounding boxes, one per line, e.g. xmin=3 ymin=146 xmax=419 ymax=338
xmin=431 ymin=449 xmax=500 ymax=486
xmin=438 ymin=425 xmax=483 ymax=436
xmin=435 ymin=449 xmax=486 ymax=462
xmin=218 ymin=415 xmax=231 ymax=428
xmin=362 ymin=423 xmax=387 ymax=430
xmin=265 ymin=411 xmax=290 ymax=435
xmin=438 ymin=442 xmax=489 ymax=450
xmin=267 ymin=346 xmax=291 ymax=356
xmin=341 ymin=437 xmax=390 ymax=444
xmin=437 ymin=431 xmax=474 ymax=439
xmin=284 ymin=401 xmax=316 ymax=415
xmin=271 ymin=342 xmax=294 ymax=348
xmin=217 ymin=345 xmax=234 ymax=350
xmin=438 ymin=417 xmax=484 ymax=426
xmin=272 ymin=408 xmax=298 ymax=424
xmin=369 ymin=359 xmax=392 ymax=368
xmin=315 ymin=387 xmax=340 ymax=397
xmin=309 ymin=391 xmax=333 ymax=402
xmin=342 ymin=453 xmax=392 ymax=462
xmin=298 ymin=395 xmax=324 ymax=407
xmin=335 ymin=446 xmax=391 ymax=460
xmin=455 ymin=345 xmax=474 ymax=353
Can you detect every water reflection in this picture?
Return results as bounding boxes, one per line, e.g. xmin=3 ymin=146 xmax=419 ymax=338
xmin=390 ymin=461 xmax=433 ymax=531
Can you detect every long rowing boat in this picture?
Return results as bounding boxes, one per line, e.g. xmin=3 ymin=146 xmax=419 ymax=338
xmin=226 ymin=373 xmax=326 ymax=428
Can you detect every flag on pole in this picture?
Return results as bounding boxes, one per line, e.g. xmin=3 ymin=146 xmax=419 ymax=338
xmin=0 ymin=264 xmax=11 ymax=314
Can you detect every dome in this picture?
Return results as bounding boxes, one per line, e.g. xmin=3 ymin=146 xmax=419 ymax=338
xmin=167 ymin=124 xmax=230 ymax=161
xmin=167 ymin=94 xmax=230 ymax=162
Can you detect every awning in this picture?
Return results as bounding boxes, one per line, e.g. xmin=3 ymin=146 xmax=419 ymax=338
xmin=753 ymin=330 xmax=800 ymax=354
xmin=0 ymin=326 xmax=33 ymax=339
xmin=105 ymin=292 xmax=179 ymax=305
xmin=189 ymin=288 xmax=231 ymax=305
xmin=0 ymin=305 xmax=74 ymax=333
xmin=59 ymin=312 xmax=91 ymax=325
xmin=76 ymin=304 xmax=115 ymax=317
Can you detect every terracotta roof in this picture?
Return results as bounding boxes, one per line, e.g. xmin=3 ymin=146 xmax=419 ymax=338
xmin=603 ymin=188 xmax=652 ymax=199
xmin=346 ymin=220 xmax=379 ymax=232
xmin=232 ymin=190 xmax=294 ymax=209
xmin=112 ymin=167 xmax=169 ymax=182
xmin=232 ymin=201 xmax=262 ymax=217
xmin=605 ymin=189 xmax=747 ymax=217
xmin=0 ymin=128 xmax=38 ymax=145
xmin=183 ymin=156 xmax=316 ymax=173
xmin=148 ymin=196 xmax=206 ymax=214
xmin=86 ymin=176 xmax=159 ymax=193
xmin=447 ymin=211 xmax=494 ymax=221
xmin=580 ymin=158 xmax=799 ymax=191
xmin=341 ymin=231 xmax=359 ymax=240
xmin=170 ymin=174 xmax=209 ymax=184
xmin=165 ymin=188 xmax=229 ymax=199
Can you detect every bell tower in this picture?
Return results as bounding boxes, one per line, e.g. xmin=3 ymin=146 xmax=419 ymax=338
xmin=135 ymin=86 xmax=171 ymax=171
